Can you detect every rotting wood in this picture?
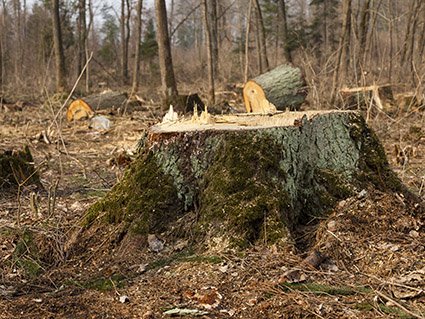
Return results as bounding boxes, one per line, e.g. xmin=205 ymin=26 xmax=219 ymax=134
xmin=243 ymin=64 xmax=307 ymax=113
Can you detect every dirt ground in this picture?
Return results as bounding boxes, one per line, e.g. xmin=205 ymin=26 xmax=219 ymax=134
xmin=0 ymin=97 xmax=424 ymax=318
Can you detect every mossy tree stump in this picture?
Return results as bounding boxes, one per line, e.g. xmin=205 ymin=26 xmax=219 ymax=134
xmin=85 ymin=111 xmax=405 ymax=249
xmin=0 ymin=146 xmax=41 ymax=191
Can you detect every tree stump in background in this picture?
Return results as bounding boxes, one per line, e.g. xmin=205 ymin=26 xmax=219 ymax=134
xmin=0 ymin=146 xmax=42 ymax=192
xmin=243 ymin=64 xmax=307 ymax=113
xmin=83 ymin=110 xmax=409 ymax=250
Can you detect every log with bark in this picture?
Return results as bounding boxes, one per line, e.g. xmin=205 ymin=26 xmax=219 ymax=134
xmin=79 ymin=91 xmax=128 ymax=111
xmin=243 ymin=64 xmax=307 ymax=113
xmin=82 ymin=110 xmax=413 ymax=250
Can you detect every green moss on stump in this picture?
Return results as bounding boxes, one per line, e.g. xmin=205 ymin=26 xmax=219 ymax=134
xmin=199 ymin=133 xmax=291 ymax=247
xmin=348 ymin=114 xmax=403 ymax=192
xmin=83 ymin=151 xmax=183 ymax=235
xmin=82 ymin=111 xmax=408 ymax=251
xmin=0 ymin=146 xmax=41 ymax=190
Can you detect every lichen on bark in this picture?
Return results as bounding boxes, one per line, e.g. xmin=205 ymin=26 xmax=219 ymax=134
xmin=82 ymin=111 xmax=405 ymax=250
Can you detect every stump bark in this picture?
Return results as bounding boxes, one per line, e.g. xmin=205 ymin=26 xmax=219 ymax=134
xmin=243 ymin=64 xmax=307 ymax=113
xmin=0 ymin=146 xmax=42 ymax=191
xmin=84 ymin=110 xmax=405 ymax=249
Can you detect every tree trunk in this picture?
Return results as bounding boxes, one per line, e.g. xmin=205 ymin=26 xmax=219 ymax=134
xmin=84 ymin=111 xmax=409 ymax=250
xmin=243 ymin=64 xmax=307 ymax=113
xmin=120 ymin=0 xmax=131 ymax=85
xmin=52 ymin=0 xmax=66 ymax=92
xmin=278 ymin=0 xmax=292 ymax=63
xmin=210 ymin=0 xmax=219 ymax=79
xmin=331 ymin=0 xmax=352 ymax=102
xmin=131 ymin=0 xmax=143 ymax=96
xmin=203 ymin=0 xmax=215 ymax=105
xmin=155 ymin=0 xmax=178 ymax=108
xmin=86 ymin=0 xmax=94 ymax=93
xmin=77 ymin=0 xmax=87 ymax=77
xmin=244 ymin=0 xmax=253 ymax=83
xmin=357 ymin=0 xmax=371 ymax=71
xmin=254 ymin=0 xmax=269 ymax=72
xmin=417 ymin=3 xmax=425 ymax=60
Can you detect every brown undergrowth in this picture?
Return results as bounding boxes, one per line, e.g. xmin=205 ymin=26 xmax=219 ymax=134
xmin=0 ymin=97 xmax=423 ymax=318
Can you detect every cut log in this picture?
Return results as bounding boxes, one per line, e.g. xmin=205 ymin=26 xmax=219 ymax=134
xmin=82 ymin=110 xmax=415 ymax=251
xmin=80 ymin=91 xmax=128 ymax=111
xmin=66 ymin=99 xmax=95 ymax=121
xmin=0 ymin=146 xmax=42 ymax=191
xmin=243 ymin=64 xmax=307 ymax=113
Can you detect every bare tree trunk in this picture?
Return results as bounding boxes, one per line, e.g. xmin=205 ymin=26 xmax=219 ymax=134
xmin=155 ymin=0 xmax=178 ymax=105
xmin=332 ymin=0 xmax=352 ymax=102
xmin=278 ymin=0 xmax=292 ymax=63
xmin=131 ymin=0 xmax=143 ymax=96
xmin=364 ymin=0 xmax=383 ymax=70
xmin=203 ymin=0 xmax=215 ymax=105
xmin=417 ymin=3 xmax=425 ymax=60
xmin=341 ymin=0 xmax=352 ymax=78
xmin=86 ymin=0 xmax=94 ymax=92
xmin=357 ymin=0 xmax=371 ymax=70
xmin=388 ymin=0 xmax=394 ymax=83
xmin=407 ymin=0 xmax=423 ymax=85
xmin=120 ymin=0 xmax=131 ymax=84
xmin=400 ymin=0 xmax=416 ymax=67
xmin=77 ymin=0 xmax=86 ymax=75
xmin=52 ymin=0 xmax=67 ymax=92
xmin=254 ymin=0 xmax=269 ymax=71
xmin=210 ymin=0 xmax=219 ymax=80
xmin=244 ymin=0 xmax=253 ymax=83
xmin=13 ymin=0 xmax=22 ymax=86
xmin=0 ymin=0 xmax=6 ymax=90
xmin=255 ymin=11 xmax=263 ymax=74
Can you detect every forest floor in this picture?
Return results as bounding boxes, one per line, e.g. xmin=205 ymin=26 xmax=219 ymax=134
xmin=0 ymin=95 xmax=424 ymax=318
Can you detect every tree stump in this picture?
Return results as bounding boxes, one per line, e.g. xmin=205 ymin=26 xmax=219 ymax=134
xmin=0 ymin=146 xmax=42 ymax=191
xmin=243 ymin=64 xmax=307 ymax=113
xmin=84 ymin=110 xmax=407 ymax=249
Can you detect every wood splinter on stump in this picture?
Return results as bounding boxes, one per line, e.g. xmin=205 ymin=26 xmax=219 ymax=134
xmin=243 ymin=64 xmax=307 ymax=113
xmin=84 ymin=110 xmax=409 ymax=250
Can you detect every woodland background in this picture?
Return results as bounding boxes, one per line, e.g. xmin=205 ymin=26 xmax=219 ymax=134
xmin=0 ymin=0 xmax=424 ymax=107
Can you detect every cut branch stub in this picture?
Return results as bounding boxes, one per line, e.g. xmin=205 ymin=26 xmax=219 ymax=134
xmin=243 ymin=64 xmax=307 ymax=113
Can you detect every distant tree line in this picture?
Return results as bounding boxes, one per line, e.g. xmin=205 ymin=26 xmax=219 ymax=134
xmin=0 ymin=0 xmax=424 ymax=106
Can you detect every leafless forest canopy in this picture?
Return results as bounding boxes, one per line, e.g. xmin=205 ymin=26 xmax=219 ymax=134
xmin=0 ymin=0 xmax=424 ymax=106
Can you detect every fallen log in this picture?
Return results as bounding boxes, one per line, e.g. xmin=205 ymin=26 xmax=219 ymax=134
xmin=243 ymin=64 xmax=307 ymax=113
xmin=80 ymin=91 xmax=128 ymax=111
xmin=82 ymin=110 xmax=411 ymax=251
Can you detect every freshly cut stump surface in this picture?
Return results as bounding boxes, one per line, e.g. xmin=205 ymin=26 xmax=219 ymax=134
xmin=84 ymin=110 xmax=406 ymax=250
